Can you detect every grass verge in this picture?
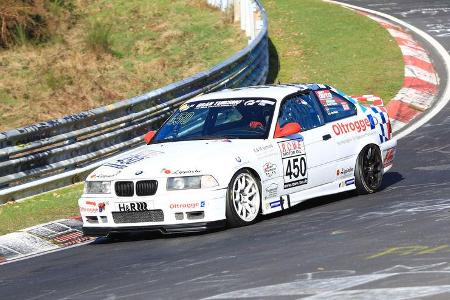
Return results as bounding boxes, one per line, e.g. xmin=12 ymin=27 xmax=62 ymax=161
xmin=263 ymin=0 xmax=403 ymax=103
xmin=0 ymin=0 xmax=246 ymax=131
xmin=0 ymin=184 xmax=83 ymax=236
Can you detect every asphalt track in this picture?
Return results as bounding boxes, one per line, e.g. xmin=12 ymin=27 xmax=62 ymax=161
xmin=2 ymin=1 xmax=450 ymax=299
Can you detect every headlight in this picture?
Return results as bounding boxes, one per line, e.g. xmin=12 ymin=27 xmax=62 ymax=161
xmin=167 ymin=175 xmax=218 ymax=190
xmin=84 ymin=181 xmax=111 ymax=194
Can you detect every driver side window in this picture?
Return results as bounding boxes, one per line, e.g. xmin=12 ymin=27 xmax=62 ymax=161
xmin=278 ymin=94 xmax=322 ymax=132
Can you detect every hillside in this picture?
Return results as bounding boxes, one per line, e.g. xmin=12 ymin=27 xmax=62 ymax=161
xmin=0 ymin=0 xmax=246 ymax=131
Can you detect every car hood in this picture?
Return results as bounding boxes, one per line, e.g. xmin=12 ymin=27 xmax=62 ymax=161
xmin=87 ymin=139 xmax=260 ymax=181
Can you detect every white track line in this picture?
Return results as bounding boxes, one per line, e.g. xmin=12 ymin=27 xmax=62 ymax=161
xmin=325 ymin=0 xmax=450 ymax=140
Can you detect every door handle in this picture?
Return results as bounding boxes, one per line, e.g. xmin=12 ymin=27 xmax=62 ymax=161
xmin=322 ymin=134 xmax=332 ymax=141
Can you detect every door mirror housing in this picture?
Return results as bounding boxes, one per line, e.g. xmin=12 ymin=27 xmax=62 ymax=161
xmin=144 ymin=130 xmax=156 ymax=144
xmin=274 ymin=122 xmax=302 ymax=138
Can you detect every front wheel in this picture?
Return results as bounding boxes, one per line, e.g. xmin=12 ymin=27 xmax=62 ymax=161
xmin=226 ymin=170 xmax=261 ymax=227
xmin=355 ymin=144 xmax=383 ymax=194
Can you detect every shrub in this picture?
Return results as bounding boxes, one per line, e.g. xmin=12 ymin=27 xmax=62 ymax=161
xmin=85 ymin=21 xmax=114 ymax=55
xmin=0 ymin=0 xmax=73 ymax=48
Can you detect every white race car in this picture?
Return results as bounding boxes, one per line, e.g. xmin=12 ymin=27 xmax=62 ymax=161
xmin=79 ymin=84 xmax=396 ymax=236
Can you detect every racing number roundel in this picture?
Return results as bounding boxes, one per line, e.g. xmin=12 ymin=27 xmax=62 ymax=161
xmin=278 ymin=138 xmax=308 ymax=189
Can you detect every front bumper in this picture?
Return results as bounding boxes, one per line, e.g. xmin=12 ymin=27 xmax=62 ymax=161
xmin=83 ymin=220 xmax=226 ymax=236
xmin=79 ymin=187 xmax=227 ymax=236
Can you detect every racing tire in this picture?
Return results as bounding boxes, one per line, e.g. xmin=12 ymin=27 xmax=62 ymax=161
xmin=226 ymin=170 xmax=262 ymax=227
xmin=355 ymin=144 xmax=383 ymax=194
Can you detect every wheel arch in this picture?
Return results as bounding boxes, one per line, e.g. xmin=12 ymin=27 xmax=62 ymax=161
xmin=229 ymin=167 xmax=262 ymax=187
xmin=355 ymin=142 xmax=381 ymax=161
xmin=354 ymin=142 xmax=382 ymax=172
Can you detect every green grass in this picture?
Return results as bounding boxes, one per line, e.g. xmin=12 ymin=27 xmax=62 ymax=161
xmin=85 ymin=21 xmax=114 ymax=55
xmin=263 ymin=0 xmax=403 ymax=102
xmin=0 ymin=184 xmax=83 ymax=235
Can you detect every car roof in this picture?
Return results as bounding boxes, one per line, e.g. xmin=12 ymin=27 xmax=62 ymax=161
xmin=187 ymin=83 xmax=329 ymax=103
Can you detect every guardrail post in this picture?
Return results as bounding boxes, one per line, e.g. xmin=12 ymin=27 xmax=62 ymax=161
xmin=247 ymin=0 xmax=252 ymax=38
xmin=63 ymin=136 xmax=78 ymax=171
xmin=234 ymin=0 xmax=240 ymax=23
xmin=240 ymin=0 xmax=246 ymax=31
xmin=253 ymin=3 xmax=259 ymax=38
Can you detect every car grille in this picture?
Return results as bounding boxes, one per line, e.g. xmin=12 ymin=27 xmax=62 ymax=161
xmin=115 ymin=180 xmax=158 ymax=197
xmin=136 ymin=180 xmax=158 ymax=196
xmin=115 ymin=181 xmax=134 ymax=197
xmin=112 ymin=210 xmax=164 ymax=223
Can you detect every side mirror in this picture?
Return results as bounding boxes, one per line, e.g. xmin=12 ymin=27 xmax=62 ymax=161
xmin=144 ymin=130 xmax=156 ymax=144
xmin=274 ymin=122 xmax=301 ymax=138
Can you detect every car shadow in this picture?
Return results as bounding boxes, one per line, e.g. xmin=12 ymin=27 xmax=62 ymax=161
xmin=379 ymin=171 xmax=404 ymax=191
xmin=91 ymin=227 xmax=225 ymax=244
xmin=266 ymin=38 xmax=280 ymax=84
xmin=260 ymin=171 xmax=405 ymax=222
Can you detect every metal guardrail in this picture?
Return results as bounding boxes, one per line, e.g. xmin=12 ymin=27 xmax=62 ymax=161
xmin=0 ymin=0 xmax=269 ymax=203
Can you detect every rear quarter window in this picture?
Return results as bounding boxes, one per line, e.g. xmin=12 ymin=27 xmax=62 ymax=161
xmin=315 ymin=90 xmax=357 ymax=122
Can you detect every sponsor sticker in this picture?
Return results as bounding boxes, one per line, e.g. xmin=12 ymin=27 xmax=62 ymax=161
xmin=80 ymin=207 xmax=98 ymax=214
xmin=315 ymin=90 xmax=333 ymax=101
xmin=265 ymin=183 xmax=278 ymax=199
xmin=253 ymin=144 xmax=274 ymax=154
xmin=269 ymin=199 xmax=282 ymax=208
xmin=345 ymin=178 xmax=355 ymax=185
xmin=342 ymin=103 xmax=350 ymax=111
xmin=98 ymin=202 xmax=106 ymax=213
xmin=336 ymin=167 xmax=354 ymax=178
xmin=263 ymin=162 xmax=277 ymax=178
xmin=161 ymin=169 xmax=201 ymax=175
xmin=278 ymin=138 xmax=308 ymax=189
xmin=105 ymin=151 xmax=163 ymax=169
xmin=332 ymin=119 xmax=372 ymax=136
xmin=384 ymin=148 xmax=395 ymax=167
xmin=339 ymin=178 xmax=355 ymax=188
xmin=115 ymin=202 xmax=149 ymax=212
xmin=193 ymin=99 xmax=275 ymax=109
xmin=243 ymin=100 xmax=275 ymax=106
xmin=167 ymin=112 xmax=195 ymax=125
xmin=169 ymin=202 xmax=204 ymax=210
xmin=179 ymin=103 xmax=191 ymax=111
xmin=174 ymin=169 xmax=201 ymax=175
xmin=89 ymin=171 xmax=120 ymax=179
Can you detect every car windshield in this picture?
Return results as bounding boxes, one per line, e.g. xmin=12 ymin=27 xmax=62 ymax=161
xmin=153 ymin=98 xmax=276 ymax=143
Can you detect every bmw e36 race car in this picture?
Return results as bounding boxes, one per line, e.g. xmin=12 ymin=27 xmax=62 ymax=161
xmin=79 ymin=83 xmax=397 ymax=236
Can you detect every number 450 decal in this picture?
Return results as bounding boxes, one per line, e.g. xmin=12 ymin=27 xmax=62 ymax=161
xmin=278 ymin=138 xmax=308 ymax=189
xmin=285 ymin=156 xmax=307 ymax=180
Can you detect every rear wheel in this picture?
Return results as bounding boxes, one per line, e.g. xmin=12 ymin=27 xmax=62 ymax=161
xmin=226 ymin=170 xmax=261 ymax=227
xmin=355 ymin=144 xmax=383 ymax=194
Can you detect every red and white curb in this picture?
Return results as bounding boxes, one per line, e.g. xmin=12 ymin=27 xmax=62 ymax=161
xmin=0 ymin=217 xmax=93 ymax=264
xmin=363 ymin=14 xmax=440 ymax=132
xmin=327 ymin=0 xmax=450 ymax=141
